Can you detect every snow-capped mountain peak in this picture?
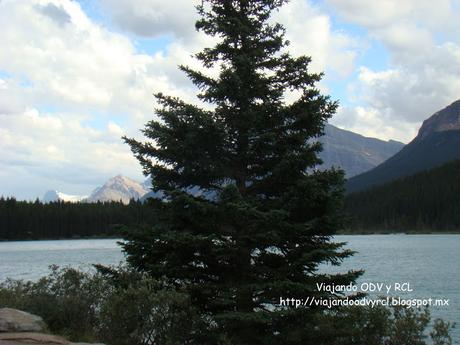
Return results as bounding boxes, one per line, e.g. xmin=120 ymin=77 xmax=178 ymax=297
xmin=86 ymin=175 xmax=149 ymax=204
xmin=42 ymin=190 xmax=87 ymax=203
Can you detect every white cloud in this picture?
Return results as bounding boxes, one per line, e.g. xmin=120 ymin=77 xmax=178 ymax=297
xmin=326 ymin=0 xmax=460 ymax=142
xmin=326 ymin=0 xmax=457 ymax=32
xmin=0 ymin=0 xmax=188 ymax=198
xmin=0 ymin=0 xmax=361 ymax=199
xmin=274 ymin=0 xmax=360 ymax=77
xmin=333 ymin=105 xmax=418 ymax=143
xmin=36 ymin=2 xmax=72 ymax=27
xmin=107 ymin=121 xmax=125 ymax=136
xmin=0 ymin=0 xmax=202 ymax=115
xmin=0 ymin=107 xmax=138 ymax=197
xmin=101 ymin=0 xmax=361 ymax=76
xmin=99 ymin=0 xmax=200 ymax=39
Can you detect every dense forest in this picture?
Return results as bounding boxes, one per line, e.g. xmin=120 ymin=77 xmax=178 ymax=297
xmin=345 ymin=160 xmax=460 ymax=233
xmin=4 ymin=159 xmax=460 ymax=240
xmin=0 ymin=197 xmax=156 ymax=240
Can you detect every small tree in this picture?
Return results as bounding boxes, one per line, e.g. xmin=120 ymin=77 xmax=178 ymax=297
xmin=124 ymin=0 xmax=360 ymax=343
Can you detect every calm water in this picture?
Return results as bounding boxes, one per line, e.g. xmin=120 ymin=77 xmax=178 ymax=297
xmin=0 ymin=235 xmax=458 ymax=341
xmin=0 ymin=239 xmax=124 ymax=281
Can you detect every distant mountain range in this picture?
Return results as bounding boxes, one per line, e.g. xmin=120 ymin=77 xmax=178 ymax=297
xmin=43 ymin=175 xmax=149 ymax=204
xmin=43 ymin=190 xmax=88 ymax=203
xmin=319 ymin=124 xmax=404 ymax=177
xmin=41 ymin=124 xmax=406 ymax=203
xmin=85 ymin=175 xmax=150 ymax=204
xmin=347 ymin=99 xmax=460 ymax=193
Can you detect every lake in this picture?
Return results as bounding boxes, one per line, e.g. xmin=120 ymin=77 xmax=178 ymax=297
xmin=0 ymin=235 xmax=458 ymax=342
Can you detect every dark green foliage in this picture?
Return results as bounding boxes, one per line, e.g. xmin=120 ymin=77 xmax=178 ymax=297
xmin=430 ymin=319 xmax=455 ymax=345
xmin=312 ymin=305 xmax=454 ymax=345
xmin=0 ymin=197 xmax=157 ymax=240
xmin=0 ymin=268 xmax=453 ymax=344
xmin=345 ymin=160 xmax=460 ymax=233
xmin=0 ymin=266 xmax=207 ymax=344
xmin=0 ymin=266 xmax=105 ymax=341
xmin=96 ymin=267 xmax=212 ymax=345
xmin=123 ymin=0 xmax=360 ymax=343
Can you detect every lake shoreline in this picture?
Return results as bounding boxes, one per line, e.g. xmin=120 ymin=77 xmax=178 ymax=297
xmin=2 ymin=232 xmax=460 ymax=243
xmin=0 ymin=235 xmax=122 ymax=243
xmin=339 ymin=230 xmax=460 ymax=235
xmin=1 ymin=236 xmax=459 ymax=343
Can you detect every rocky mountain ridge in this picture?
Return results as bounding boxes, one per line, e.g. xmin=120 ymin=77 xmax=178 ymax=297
xmin=319 ymin=124 xmax=404 ymax=177
xmin=41 ymin=125 xmax=405 ymax=202
xmin=42 ymin=175 xmax=149 ymax=204
xmin=85 ymin=175 xmax=149 ymax=204
xmin=417 ymin=99 xmax=460 ymax=140
xmin=347 ymin=99 xmax=460 ymax=193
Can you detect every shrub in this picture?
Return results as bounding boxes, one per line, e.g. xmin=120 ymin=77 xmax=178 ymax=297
xmin=95 ymin=266 xmax=211 ymax=345
xmin=0 ymin=265 xmax=211 ymax=344
xmin=0 ymin=265 xmax=105 ymax=341
xmin=0 ymin=267 xmax=454 ymax=345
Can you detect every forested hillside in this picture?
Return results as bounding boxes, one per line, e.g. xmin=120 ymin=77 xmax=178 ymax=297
xmin=0 ymin=198 xmax=156 ymax=240
xmin=345 ymin=160 xmax=460 ymax=232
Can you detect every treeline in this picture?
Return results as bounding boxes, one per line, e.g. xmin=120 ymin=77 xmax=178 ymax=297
xmin=345 ymin=160 xmax=460 ymax=233
xmin=0 ymin=198 xmax=157 ymax=240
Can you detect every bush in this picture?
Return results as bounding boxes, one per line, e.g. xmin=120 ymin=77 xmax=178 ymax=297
xmin=95 ymin=266 xmax=212 ymax=345
xmin=430 ymin=318 xmax=455 ymax=345
xmin=0 ymin=265 xmax=105 ymax=341
xmin=312 ymin=303 xmax=454 ymax=345
xmin=0 ymin=265 xmax=207 ymax=344
xmin=0 ymin=267 xmax=454 ymax=345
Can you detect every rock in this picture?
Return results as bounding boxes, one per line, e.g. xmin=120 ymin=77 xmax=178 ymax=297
xmin=0 ymin=332 xmax=69 ymax=344
xmin=0 ymin=333 xmax=106 ymax=345
xmin=0 ymin=309 xmax=104 ymax=345
xmin=0 ymin=309 xmax=45 ymax=333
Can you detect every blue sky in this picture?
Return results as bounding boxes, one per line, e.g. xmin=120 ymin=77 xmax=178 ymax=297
xmin=1 ymin=0 xmax=460 ymax=199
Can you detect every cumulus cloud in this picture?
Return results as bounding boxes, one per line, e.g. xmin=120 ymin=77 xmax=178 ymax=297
xmin=98 ymin=0 xmax=361 ymax=104
xmin=327 ymin=0 xmax=460 ymax=142
xmin=333 ymin=105 xmax=418 ymax=143
xmin=99 ymin=0 xmax=200 ymax=39
xmin=0 ymin=0 xmax=361 ymax=199
xmin=36 ymin=2 xmax=71 ymax=26
xmin=0 ymin=0 xmax=198 ymax=198
xmin=0 ymin=78 xmax=27 ymax=115
xmin=326 ymin=0 xmax=457 ymax=32
xmin=101 ymin=0 xmax=360 ymax=76
xmin=0 ymin=107 xmax=138 ymax=199
xmin=274 ymin=0 xmax=359 ymax=77
xmin=0 ymin=0 xmax=201 ymax=114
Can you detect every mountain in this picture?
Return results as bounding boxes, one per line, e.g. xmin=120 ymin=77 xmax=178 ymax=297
xmin=86 ymin=175 xmax=149 ymax=204
xmin=42 ymin=175 xmax=148 ymax=204
xmin=319 ymin=124 xmax=404 ymax=177
xmin=346 ymin=99 xmax=460 ymax=193
xmin=39 ymin=124 xmax=404 ymax=203
xmin=139 ymin=125 xmax=405 ymax=202
xmin=42 ymin=190 xmax=87 ymax=203
xmin=346 ymin=160 xmax=460 ymax=233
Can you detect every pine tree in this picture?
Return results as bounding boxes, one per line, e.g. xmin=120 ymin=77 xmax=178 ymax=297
xmin=123 ymin=0 xmax=360 ymax=343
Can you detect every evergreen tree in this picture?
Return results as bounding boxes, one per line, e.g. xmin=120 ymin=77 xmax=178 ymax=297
xmin=123 ymin=0 xmax=360 ymax=343
xmin=0 ymin=198 xmax=156 ymax=240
